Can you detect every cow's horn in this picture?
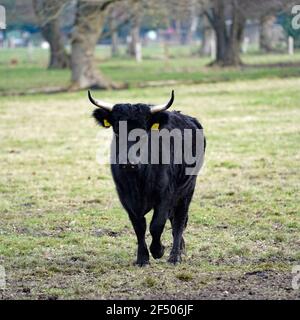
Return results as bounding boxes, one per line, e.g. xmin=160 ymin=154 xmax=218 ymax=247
xmin=150 ymin=90 xmax=175 ymax=114
xmin=88 ymin=90 xmax=114 ymax=111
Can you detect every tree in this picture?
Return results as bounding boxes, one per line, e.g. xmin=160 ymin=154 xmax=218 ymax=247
xmin=109 ymin=7 xmax=119 ymax=57
xmin=259 ymin=15 xmax=276 ymax=52
xmin=185 ymin=0 xmax=199 ymax=45
xmin=202 ymin=0 xmax=297 ymax=66
xmin=200 ymin=14 xmax=214 ymax=55
xmin=33 ymin=0 xmax=70 ymax=69
xmin=127 ymin=1 xmax=142 ymax=59
xmin=204 ymin=0 xmax=246 ymax=66
xmin=69 ymin=0 xmax=122 ymax=90
xmin=101 ymin=3 xmax=135 ymax=58
xmin=257 ymin=1 xmax=298 ymax=52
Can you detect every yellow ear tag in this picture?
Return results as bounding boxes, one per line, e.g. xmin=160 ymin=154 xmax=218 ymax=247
xmin=103 ymin=119 xmax=111 ymax=128
xmin=151 ymin=123 xmax=160 ymax=130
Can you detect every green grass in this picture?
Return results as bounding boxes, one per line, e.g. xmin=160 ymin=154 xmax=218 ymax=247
xmin=0 ymin=76 xmax=299 ymax=299
xmin=1 ymin=47 xmax=300 ymax=94
xmin=0 ymin=47 xmax=299 ymax=299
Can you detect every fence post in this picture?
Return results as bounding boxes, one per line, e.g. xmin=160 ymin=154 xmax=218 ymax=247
xmin=136 ymin=42 xmax=142 ymax=63
xmin=0 ymin=5 xmax=6 ymax=30
xmin=288 ymin=36 xmax=294 ymax=55
xmin=210 ymin=36 xmax=216 ymax=60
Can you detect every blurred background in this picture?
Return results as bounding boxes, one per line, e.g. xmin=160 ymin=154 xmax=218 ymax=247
xmin=0 ymin=0 xmax=299 ymax=300
xmin=0 ymin=0 xmax=300 ymax=93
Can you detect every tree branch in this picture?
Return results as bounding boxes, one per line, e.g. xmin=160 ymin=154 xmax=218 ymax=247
xmin=101 ymin=12 xmax=134 ymax=39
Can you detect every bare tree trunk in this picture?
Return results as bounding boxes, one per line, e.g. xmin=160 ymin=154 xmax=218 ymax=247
xmin=128 ymin=3 xmax=141 ymax=58
xmin=110 ymin=25 xmax=119 ymax=57
xmin=259 ymin=15 xmax=276 ymax=52
xmin=201 ymin=27 xmax=215 ymax=56
xmin=187 ymin=19 xmax=198 ymax=45
xmin=211 ymin=0 xmax=227 ymax=64
xmin=41 ymin=20 xmax=70 ymax=69
xmin=206 ymin=0 xmax=245 ymax=67
xmin=185 ymin=0 xmax=199 ymax=45
xmin=70 ymin=1 xmax=114 ymax=90
xmin=222 ymin=2 xmax=245 ymax=66
xmin=128 ymin=20 xmax=140 ymax=56
xmin=110 ymin=8 xmax=119 ymax=57
xmin=33 ymin=0 xmax=70 ymax=69
xmin=201 ymin=15 xmax=214 ymax=56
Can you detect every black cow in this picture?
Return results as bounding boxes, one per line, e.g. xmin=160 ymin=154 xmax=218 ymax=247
xmin=89 ymin=90 xmax=205 ymax=266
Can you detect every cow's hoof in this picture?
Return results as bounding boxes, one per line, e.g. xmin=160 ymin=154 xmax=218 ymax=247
xmin=150 ymin=244 xmax=165 ymax=259
xmin=135 ymin=258 xmax=150 ymax=267
xmin=167 ymin=254 xmax=182 ymax=265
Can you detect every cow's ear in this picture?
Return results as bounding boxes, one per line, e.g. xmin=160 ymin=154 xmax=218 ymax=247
xmin=92 ymin=109 xmax=112 ymax=128
xmin=150 ymin=112 xmax=169 ymax=129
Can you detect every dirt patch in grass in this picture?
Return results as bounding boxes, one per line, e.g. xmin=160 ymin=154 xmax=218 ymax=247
xmin=2 ymin=269 xmax=298 ymax=300
xmin=143 ymin=271 xmax=299 ymax=300
xmin=195 ymin=271 xmax=299 ymax=300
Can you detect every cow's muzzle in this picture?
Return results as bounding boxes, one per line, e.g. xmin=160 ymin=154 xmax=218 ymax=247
xmin=120 ymin=163 xmax=139 ymax=171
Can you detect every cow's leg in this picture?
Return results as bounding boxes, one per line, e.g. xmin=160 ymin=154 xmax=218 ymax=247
xmin=168 ymin=199 xmax=190 ymax=265
xmin=129 ymin=215 xmax=149 ymax=267
xmin=170 ymin=215 xmax=187 ymax=253
xmin=149 ymin=208 xmax=168 ymax=259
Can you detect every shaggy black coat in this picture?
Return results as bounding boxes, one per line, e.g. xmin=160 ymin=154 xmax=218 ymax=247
xmin=93 ymin=103 xmax=205 ymax=266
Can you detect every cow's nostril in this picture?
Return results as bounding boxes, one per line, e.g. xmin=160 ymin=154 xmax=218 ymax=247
xmin=120 ymin=163 xmax=138 ymax=170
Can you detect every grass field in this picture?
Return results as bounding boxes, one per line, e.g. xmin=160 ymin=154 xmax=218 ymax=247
xmin=1 ymin=47 xmax=300 ymax=94
xmin=0 ymin=49 xmax=299 ymax=299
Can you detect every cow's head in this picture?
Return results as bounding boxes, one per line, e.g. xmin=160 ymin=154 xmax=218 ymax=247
xmin=89 ymin=90 xmax=175 ymax=169
xmin=89 ymin=90 xmax=174 ymax=135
